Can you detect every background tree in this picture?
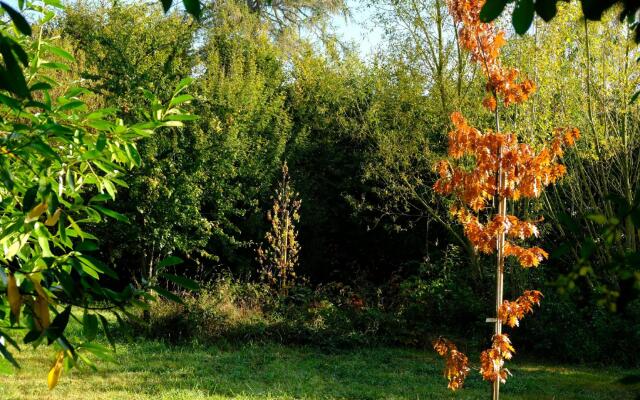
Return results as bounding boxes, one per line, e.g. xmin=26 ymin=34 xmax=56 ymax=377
xmin=368 ymin=0 xmax=481 ymax=121
xmin=0 ymin=0 xmax=202 ymax=99
xmin=60 ymin=1 xmax=291 ymax=282
xmin=244 ymin=0 xmax=348 ymax=36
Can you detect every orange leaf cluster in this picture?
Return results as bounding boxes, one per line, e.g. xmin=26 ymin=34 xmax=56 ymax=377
xmin=435 ymin=113 xmax=578 ymax=210
xmin=480 ymin=334 xmax=514 ymax=383
xmin=450 ymin=207 xmax=541 ymax=251
xmin=503 ymin=243 xmax=548 ymax=268
xmin=448 ymin=206 xmax=549 ymax=268
xmin=434 ymin=113 xmax=578 ymax=268
xmin=433 ymin=338 xmax=470 ymax=390
xmin=498 ymin=290 xmax=543 ymax=327
xmin=446 ymin=0 xmax=535 ymax=109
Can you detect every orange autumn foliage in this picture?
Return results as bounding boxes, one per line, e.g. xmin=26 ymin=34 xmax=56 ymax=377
xmin=432 ymin=0 xmax=579 ymax=392
xmin=447 ymin=0 xmax=536 ymax=109
xmin=480 ymin=334 xmax=515 ymax=383
xmin=434 ymin=113 xmax=578 ymax=268
xmin=498 ymin=290 xmax=543 ymax=327
xmin=432 ymin=338 xmax=471 ymax=390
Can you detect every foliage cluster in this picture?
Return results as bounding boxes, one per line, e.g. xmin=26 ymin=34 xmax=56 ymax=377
xmin=0 ymin=0 xmax=202 ymax=388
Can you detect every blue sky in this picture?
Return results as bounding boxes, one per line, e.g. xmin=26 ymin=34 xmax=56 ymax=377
xmin=331 ymin=2 xmax=384 ymax=56
xmin=3 ymin=0 xmax=383 ymax=55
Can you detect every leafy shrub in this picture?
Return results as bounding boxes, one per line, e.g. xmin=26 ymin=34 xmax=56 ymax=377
xmin=519 ymin=294 xmax=640 ymax=366
xmin=132 ymin=271 xmax=640 ymax=366
xmin=133 ymin=277 xmax=391 ymax=348
xmin=133 ymin=256 xmax=483 ymax=351
xmin=136 ymin=277 xmax=272 ymax=344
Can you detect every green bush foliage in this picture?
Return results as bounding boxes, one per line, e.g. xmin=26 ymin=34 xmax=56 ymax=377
xmin=134 ymin=271 xmax=640 ymax=366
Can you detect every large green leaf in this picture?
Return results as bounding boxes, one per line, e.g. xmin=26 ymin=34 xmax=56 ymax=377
xmin=92 ymin=205 xmax=129 ymax=222
xmin=160 ymin=273 xmax=200 ymax=291
xmin=160 ymin=0 xmax=173 ymax=12
xmin=174 ymin=77 xmax=194 ymax=93
xmin=535 ymin=0 xmax=558 ymax=21
xmin=169 ymin=94 xmax=194 ymax=107
xmin=157 ymin=255 xmax=183 ymax=269
xmin=0 ymin=329 xmax=20 ymax=350
xmin=479 ymin=0 xmax=508 ymax=22
xmin=98 ymin=315 xmax=116 ymax=350
xmin=28 ymin=138 xmax=60 ymax=161
xmin=513 ymin=0 xmax=535 ymax=34
xmin=0 ymin=341 xmax=19 ymax=369
xmin=182 ymin=0 xmax=201 ymax=19
xmin=23 ymin=185 xmax=38 ymax=211
xmin=42 ymin=43 xmax=74 ymax=61
xmin=1 ymin=1 xmax=32 ymax=36
xmin=46 ymin=306 xmax=72 ymax=345
xmin=57 ymin=100 xmax=85 ymax=112
xmin=0 ymin=36 xmax=29 ymax=97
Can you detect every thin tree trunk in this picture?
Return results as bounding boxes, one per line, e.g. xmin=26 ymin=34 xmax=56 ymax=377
xmin=434 ymin=0 xmax=448 ymax=119
xmin=621 ymin=29 xmax=636 ymax=251
xmin=493 ymin=97 xmax=505 ymax=400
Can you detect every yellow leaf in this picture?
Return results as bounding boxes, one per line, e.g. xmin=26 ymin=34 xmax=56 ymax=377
xmin=45 ymin=209 xmax=61 ymax=227
xmin=47 ymin=351 xmax=64 ymax=390
xmin=33 ymin=294 xmax=50 ymax=331
xmin=30 ymin=275 xmax=51 ymax=330
xmin=26 ymin=202 xmax=48 ymax=222
xmin=4 ymin=233 xmax=30 ymax=260
xmin=7 ymin=274 xmax=21 ymax=323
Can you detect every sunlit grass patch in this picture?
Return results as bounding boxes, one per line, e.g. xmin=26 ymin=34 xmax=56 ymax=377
xmin=0 ymin=341 xmax=637 ymax=400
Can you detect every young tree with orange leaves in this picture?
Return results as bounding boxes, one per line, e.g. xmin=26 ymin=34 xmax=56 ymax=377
xmin=432 ymin=0 xmax=579 ymax=398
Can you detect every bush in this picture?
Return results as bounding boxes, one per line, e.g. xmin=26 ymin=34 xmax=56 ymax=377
xmin=137 ymin=277 xmax=273 ymax=344
xmin=132 ymin=271 xmax=640 ymax=366
xmin=519 ymin=294 xmax=640 ymax=366
xmin=134 ymin=277 xmax=400 ymax=349
xmin=134 ymin=253 xmax=486 ymax=350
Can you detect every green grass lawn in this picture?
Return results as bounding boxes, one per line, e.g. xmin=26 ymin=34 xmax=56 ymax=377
xmin=0 ymin=341 xmax=637 ymax=400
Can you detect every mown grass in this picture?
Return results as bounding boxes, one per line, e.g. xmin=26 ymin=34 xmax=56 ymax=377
xmin=0 ymin=340 xmax=637 ymax=400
